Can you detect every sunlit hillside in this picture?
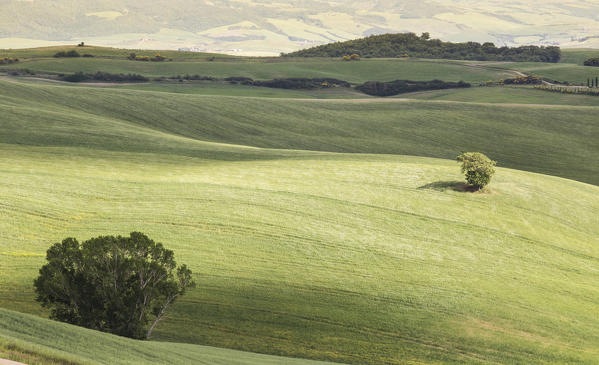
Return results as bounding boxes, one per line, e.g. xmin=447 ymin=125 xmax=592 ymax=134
xmin=1 ymin=0 xmax=599 ymax=55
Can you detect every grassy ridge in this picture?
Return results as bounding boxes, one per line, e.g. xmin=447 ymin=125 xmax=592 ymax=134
xmin=1 ymin=57 xmax=510 ymax=84
xmin=404 ymin=86 xmax=599 ymax=106
xmin=1 ymin=79 xmax=598 ymax=185
xmin=1 ymin=76 xmax=599 ymax=363
xmin=1 ymin=143 xmax=598 ymax=364
xmin=0 ymin=309 xmax=333 ymax=365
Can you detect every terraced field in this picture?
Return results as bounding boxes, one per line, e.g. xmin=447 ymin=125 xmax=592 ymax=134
xmin=1 ymin=71 xmax=599 ymax=365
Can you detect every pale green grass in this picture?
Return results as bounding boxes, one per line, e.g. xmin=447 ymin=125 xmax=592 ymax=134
xmin=0 ymin=309 xmax=334 ymax=365
xmin=0 ymin=56 xmax=511 ymax=84
xmin=1 ymin=76 xmax=599 ymax=364
xmin=1 ymin=143 xmax=598 ymax=364
xmin=404 ymin=86 xmax=599 ymax=106
xmin=1 ymin=79 xmax=598 ymax=185
xmin=560 ymin=49 xmax=599 ymax=65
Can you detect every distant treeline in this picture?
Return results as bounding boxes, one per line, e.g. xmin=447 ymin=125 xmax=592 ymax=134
xmin=356 ymin=79 xmax=470 ymax=97
xmin=283 ymin=33 xmax=561 ymax=63
xmin=62 ymin=72 xmax=148 ymax=82
xmin=54 ymin=50 xmax=94 ymax=58
xmin=227 ymin=77 xmax=351 ymax=89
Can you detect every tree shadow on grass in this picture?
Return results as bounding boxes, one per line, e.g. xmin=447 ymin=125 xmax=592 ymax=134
xmin=418 ymin=180 xmax=479 ymax=193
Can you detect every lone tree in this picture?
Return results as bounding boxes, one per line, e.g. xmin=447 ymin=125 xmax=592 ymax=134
xmin=34 ymin=232 xmax=194 ymax=339
xmin=456 ymin=152 xmax=496 ymax=191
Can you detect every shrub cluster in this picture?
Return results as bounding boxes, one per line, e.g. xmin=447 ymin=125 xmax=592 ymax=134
xmin=284 ymin=33 xmax=561 ymax=62
xmin=127 ymin=53 xmax=167 ymax=62
xmin=501 ymin=75 xmax=543 ymax=85
xmin=61 ymin=71 xmax=149 ymax=83
xmin=252 ymin=78 xmax=351 ymax=89
xmin=54 ymin=50 xmax=81 ymax=58
xmin=0 ymin=57 xmax=19 ymax=64
xmin=356 ymin=79 xmax=470 ymax=96
xmin=583 ymin=58 xmax=599 ymax=67
xmin=342 ymin=54 xmax=360 ymax=61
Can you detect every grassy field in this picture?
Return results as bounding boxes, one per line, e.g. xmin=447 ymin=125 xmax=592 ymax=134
xmin=1 ymin=57 xmax=511 ymax=84
xmin=560 ymin=49 xmax=599 ymax=64
xmin=1 ymin=74 xmax=599 ymax=364
xmin=404 ymin=85 xmax=599 ymax=106
xmin=2 ymin=46 xmax=598 ymax=86
xmin=1 ymin=78 xmax=598 ymax=184
xmin=0 ymin=309 xmax=334 ymax=365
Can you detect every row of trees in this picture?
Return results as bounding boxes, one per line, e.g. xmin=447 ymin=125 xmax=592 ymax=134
xmin=535 ymin=85 xmax=599 ymax=96
xmin=61 ymin=71 xmax=148 ymax=83
xmin=356 ymin=79 xmax=470 ymax=97
xmin=128 ymin=53 xmax=167 ymax=62
xmin=586 ymin=77 xmax=599 ymax=88
xmin=54 ymin=50 xmax=94 ymax=58
xmin=284 ymin=33 xmax=561 ymax=63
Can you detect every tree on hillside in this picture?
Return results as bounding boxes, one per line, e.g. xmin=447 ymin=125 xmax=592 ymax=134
xmin=457 ymin=152 xmax=496 ymax=191
xmin=33 ymin=232 xmax=194 ymax=339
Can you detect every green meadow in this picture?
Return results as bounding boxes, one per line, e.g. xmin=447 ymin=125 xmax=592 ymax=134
xmin=0 ymin=46 xmax=599 ymax=364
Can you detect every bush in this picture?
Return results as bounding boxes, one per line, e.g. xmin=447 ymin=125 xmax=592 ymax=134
xmin=583 ymin=57 xmax=599 ymax=67
xmin=456 ymin=152 xmax=496 ymax=190
xmin=54 ymin=50 xmax=80 ymax=58
xmin=0 ymin=57 xmax=19 ymax=64
xmin=502 ymin=75 xmax=543 ymax=85
xmin=151 ymin=54 xmax=166 ymax=62
xmin=33 ymin=232 xmax=194 ymax=339
xmin=82 ymin=54 xmax=94 ymax=58
xmin=356 ymin=79 xmax=470 ymax=96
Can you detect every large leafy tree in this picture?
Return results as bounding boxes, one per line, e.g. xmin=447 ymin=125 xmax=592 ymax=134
xmin=34 ymin=232 xmax=194 ymax=339
xmin=457 ymin=152 xmax=497 ymax=190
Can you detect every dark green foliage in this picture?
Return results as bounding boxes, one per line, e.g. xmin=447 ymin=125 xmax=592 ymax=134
xmin=250 ymin=78 xmax=351 ymax=89
xmin=356 ymin=79 xmax=470 ymax=96
xmin=224 ymin=76 xmax=254 ymax=84
xmin=284 ymin=33 xmax=561 ymax=63
xmin=583 ymin=57 xmax=599 ymax=66
xmin=82 ymin=54 xmax=95 ymax=58
xmin=456 ymin=152 xmax=496 ymax=190
xmin=54 ymin=50 xmax=81 ymax=58
xmin=61 ymin=72 xmax=148 ymax=83
xmin=33 ymin=232 xmax=194 ymax=339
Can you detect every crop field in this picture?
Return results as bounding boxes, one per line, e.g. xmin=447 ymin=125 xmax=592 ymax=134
xmin=3 ymin=57 xmax=511 ymax=84
xmin=1 ymin=47 xmax=599 ymax=364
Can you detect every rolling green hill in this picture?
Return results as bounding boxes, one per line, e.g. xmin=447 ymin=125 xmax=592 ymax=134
xmin=3 ymin=46 xmax=598 ymax=87
xmin=0 ymin=309 xmax=334 ymax=365
xmin=1 ymin=75 xmax=599 ymax=364
xmin=1 ymin=55 xmax=510 ymax=84
xmin=1 ymin=78 xmax=598 ymax=184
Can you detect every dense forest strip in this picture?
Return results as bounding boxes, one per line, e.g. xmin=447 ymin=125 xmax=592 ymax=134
xmin=284 ymin=33 xmax=561 ymax=63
